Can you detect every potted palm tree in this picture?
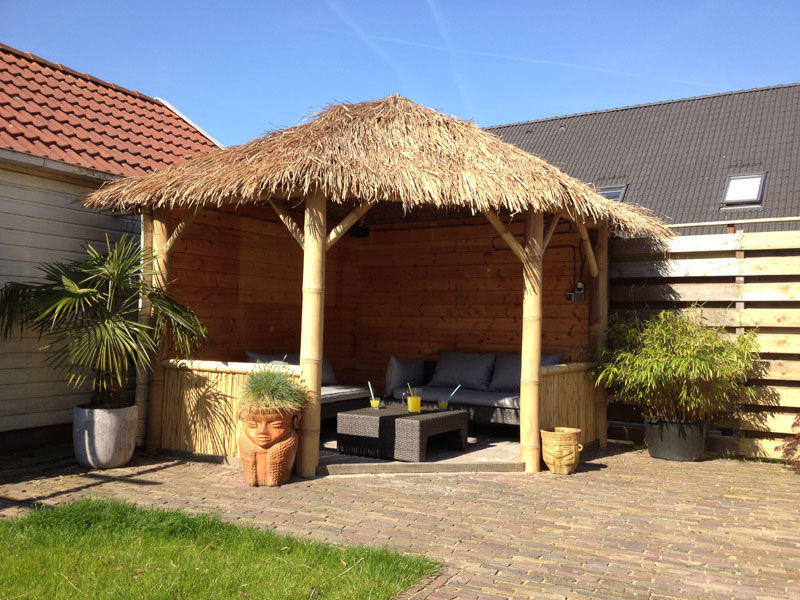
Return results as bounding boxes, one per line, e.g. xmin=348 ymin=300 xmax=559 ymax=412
xmin=596 ymin=310 xmax=759 ymax=461
xmin=237 ymin=368 xmax=308 ymax=487
xmin=0 ymin=235 xmax=207 ymax=469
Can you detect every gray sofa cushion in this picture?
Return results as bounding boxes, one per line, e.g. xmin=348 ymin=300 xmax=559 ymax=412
xmin=488 ymin=353 xmax=564 ymax=391
xmin=428 ymin=350 xmax=495 ymax=391
xmin=383 ymin=355 xmax=425 ymax=398
xmin=541 ymin=353 xmax=563 ymax=367
xmin=245 ymin=351 xmax=338 ymax=385
xmin=321 ymin=385 xmax=371 ymax=404
xmin=488 ymin=353 xmax=521 ymax=392
xmin=391 ymin=385 xmax=520 ymax=410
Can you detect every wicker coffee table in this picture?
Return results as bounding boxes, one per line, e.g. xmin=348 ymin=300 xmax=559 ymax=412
xmin=337 ymin=404 xmax=468 ymax=462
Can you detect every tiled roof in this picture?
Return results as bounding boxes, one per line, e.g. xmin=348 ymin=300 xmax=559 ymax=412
xmin=0 ymin=43 xmax=220 ymax=177
xmin=488 ymin=84 xmax=800 ymax=229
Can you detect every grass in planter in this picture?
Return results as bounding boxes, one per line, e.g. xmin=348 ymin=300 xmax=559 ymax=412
xmin=0 ymin=499 xmax=438 ymax=600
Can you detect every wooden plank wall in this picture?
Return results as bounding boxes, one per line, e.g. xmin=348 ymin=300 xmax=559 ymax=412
xmin=609 ymin=230 xmax=800 ymax=459
xmin=0 ymin=166 xmax=138 ymax=433
xmin=342 ymin=217 xmax=590 ymax=392
xmin=168 ymin=206 xmax=350 ymax=364
xmin=169 ymin=209 xmax=592 ymax=396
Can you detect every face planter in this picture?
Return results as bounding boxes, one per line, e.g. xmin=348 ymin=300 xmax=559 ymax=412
xmin=540 ymin=427 xmax=583 ymax=475
xmin=238 ymin=408 xmax=301 ymax=487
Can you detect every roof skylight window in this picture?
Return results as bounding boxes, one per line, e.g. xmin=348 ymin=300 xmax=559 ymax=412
xmin=722 ymin=174 xmax=765 ymax=208
xmin=596 ymin=185 xmax=627 ymax=202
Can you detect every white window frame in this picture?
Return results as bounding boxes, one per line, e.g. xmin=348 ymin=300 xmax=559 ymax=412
xmin=722 ymin=173 xmax=765 ymax=208
xmin=596 ymin=184 xmax=628 ymax=202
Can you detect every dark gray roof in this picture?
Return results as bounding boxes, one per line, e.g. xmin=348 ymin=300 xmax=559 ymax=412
xmin=488 ymin=84 xmax=800 ymax=231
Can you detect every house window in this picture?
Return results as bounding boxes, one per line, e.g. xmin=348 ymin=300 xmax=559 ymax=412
xmin=722 ymin=173 xmax=765 ymax=208
xmin=597 ymin=184 xmax=627 ymax=202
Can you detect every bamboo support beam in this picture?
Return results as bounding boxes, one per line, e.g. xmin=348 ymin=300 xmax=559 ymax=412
xmin=268 ymin=198 xmax=305 ymax=248
xmin=326 ymin=202 xmax=373 ymax=251
xmin=520 ymin=211 xmax=544 ymax=473
xmin=482 ymin=210 xmax=529 ymax=264
xmin=145 ymin=207 xmax=170 ymax=455
xmin=296 ymin=191 xmax=326 ymax=477
xmin=588 ymin=225 xmax=610 ymax=448
xmin=543 ymin=214 xmax=561 ymax=249
xmin=163 ymin=206 xmax=199 ymax=255
xmin=576 ymin=223 xmax=599 ymax=277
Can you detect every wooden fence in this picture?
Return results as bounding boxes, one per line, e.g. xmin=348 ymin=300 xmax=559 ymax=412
xmin=609 ymin=230 xmax=800 ymax=459
xmin=157 ymin=359 xmax=597 ymax=458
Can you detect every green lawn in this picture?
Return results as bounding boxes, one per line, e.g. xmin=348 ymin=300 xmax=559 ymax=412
xmin=0 ymin=499 xmax=439 ymax=599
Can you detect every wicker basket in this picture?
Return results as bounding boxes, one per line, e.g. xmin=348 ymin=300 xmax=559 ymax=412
xmin=540 ymin=427 xmax=583 ymax=475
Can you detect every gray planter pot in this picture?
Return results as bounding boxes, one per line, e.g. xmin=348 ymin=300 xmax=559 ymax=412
xmin=644 ymin=416 xmax=707 ymax=461
xmin=73 ymin=404 xmax=138 ymax=469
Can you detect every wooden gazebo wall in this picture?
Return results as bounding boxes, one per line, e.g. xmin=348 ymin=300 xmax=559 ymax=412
xmin=167 ymin=206 xmax=592 ymax=392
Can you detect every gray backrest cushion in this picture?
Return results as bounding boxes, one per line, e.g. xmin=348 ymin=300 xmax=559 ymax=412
xmin=489 ymin=353 xmax=563 ymax=392
xmin=488 ymin=353 xmax=521 ymax=392
xmin=383 ymin=355 xmax=425 ymax=398
xmin=428 ymin=350 xmax=496 ymax=391
xmin=541 ymin=353 xmax=563 ymax=367
xmin=245 ymin=351 xmax=337 ymax=385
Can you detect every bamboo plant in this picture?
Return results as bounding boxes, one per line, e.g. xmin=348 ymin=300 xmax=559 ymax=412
xmin=0 ymin=235 xmax=207 ymax=407
xmin=596 ymin=310 xmax=759 ymax=421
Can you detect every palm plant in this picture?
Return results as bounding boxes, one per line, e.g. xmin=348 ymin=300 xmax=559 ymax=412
xmin=0 ymin=235 xmax=207 ymax=406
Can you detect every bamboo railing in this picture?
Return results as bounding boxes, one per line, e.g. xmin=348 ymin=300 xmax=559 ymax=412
xmin=157 ymin=359 xmax=597 ymax=457
xmin=540 ymin=362 xmax=597 ymax=445
xmin=159 ymin=360 xmax=302 ymax=458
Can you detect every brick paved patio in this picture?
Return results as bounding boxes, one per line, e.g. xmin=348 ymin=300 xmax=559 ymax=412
xmin=1 ymin=444 xmax=798 ymax=599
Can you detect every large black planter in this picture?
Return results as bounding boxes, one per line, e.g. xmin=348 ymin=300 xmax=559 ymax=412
xmin=643 ymin=416 xmax=707 ymax=461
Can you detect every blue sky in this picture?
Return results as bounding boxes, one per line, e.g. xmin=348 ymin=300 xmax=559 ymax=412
xmin=3 ymin=0 xmax=799 ymax=147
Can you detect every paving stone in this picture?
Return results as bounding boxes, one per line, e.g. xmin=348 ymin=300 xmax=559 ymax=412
xmin=1 ymin=444 xmax=799 ymax=599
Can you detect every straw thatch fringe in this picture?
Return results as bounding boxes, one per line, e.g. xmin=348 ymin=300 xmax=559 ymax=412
xmin=85 ymin=95 xmax=669 ymax=240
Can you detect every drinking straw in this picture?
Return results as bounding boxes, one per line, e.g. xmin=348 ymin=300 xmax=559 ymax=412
xmin=407 ymin=382 xmax=414 ymax=396
xmin=447 ymin=384 xmax=461 ymax=402
xmin=368 ymin=381 xmax=376 ymax=401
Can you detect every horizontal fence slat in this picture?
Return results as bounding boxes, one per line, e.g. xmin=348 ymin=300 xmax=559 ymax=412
xmin=610 ymin=233 xmax=741 ymax=255
xmin=742 ymin=256 xmax=800 ymax=277
xmin=714 ymin=412 xmax=799 ymax=434
xmin=610 ymin=258 xmax=740 ymax=279
xmin=616 ymin=308 xmax=800 ymax=328
xmin=750 ymin=334 xmax=800 ymax=355
xmin=763 ymin=360 xmax=800 ymax=381
xmin=611 ymin=282 xmax=800 ymax=303
xmin=746 ymin=386 xmax=800 ymax=408
xmin=740 ymin=231 xmax=800 ymax=251
xmin=707 ymin=435 xmax=788 ymax=460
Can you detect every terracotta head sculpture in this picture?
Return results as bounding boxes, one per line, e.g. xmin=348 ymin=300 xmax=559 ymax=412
xmin=238 ymin=409 xmax=301 ymax=487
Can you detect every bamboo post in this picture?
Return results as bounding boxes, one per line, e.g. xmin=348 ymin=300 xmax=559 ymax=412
xmin=521 ymin=211 xmax=544 ymax=472
xmin=134 ymin=209 xmax=154 ymax=447
xmin=543 ymin=213 xmax=561 ymax=249
xmin=481 ymin=210 xmax=529 ymax=263
xmin=326 ymin=202 xmax=373 ymax=250
xmin=296 ymin=190 xmax=326 ymax=477
xmin=145 ymin=206 xmax=170 ymax=454
xmin=163 ymin=206 xmax=199 ymax=255
xmin=577 ymin=223 xmax=599 ymax=277
xmin=588 ymin=225 xmax=609 ymax=447
xmin=268 ymin=198 xmax=305 ymax=248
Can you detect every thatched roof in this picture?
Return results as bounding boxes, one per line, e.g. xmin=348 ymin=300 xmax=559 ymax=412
xmin=85 ymin=95 xmax=669 ymax=239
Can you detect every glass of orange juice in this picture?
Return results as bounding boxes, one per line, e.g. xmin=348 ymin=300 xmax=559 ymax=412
xmin=406 ymin=389 xmax=421 ymax=413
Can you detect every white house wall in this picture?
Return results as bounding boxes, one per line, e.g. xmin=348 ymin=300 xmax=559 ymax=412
xmin=0 ymin=165 xmax=138 ymax=433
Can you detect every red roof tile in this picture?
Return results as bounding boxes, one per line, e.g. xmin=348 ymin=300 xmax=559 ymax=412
xmin=0 ymin=43 xmax=220 ymax=176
